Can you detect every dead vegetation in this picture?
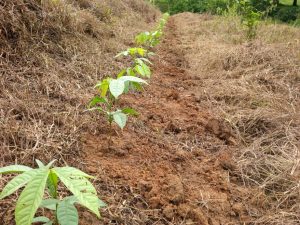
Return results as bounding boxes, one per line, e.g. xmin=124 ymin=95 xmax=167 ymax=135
xmin=176 ymin=12 xmax=300 ymax=224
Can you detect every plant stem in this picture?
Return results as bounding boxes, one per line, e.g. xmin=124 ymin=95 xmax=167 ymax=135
xmin=109 ymin=121 xmax=112 ymax=148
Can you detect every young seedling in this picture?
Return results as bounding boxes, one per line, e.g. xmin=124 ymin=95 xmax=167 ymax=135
xmin=0 ymin=160 xmax=105 ymax=225
xmin=89 ymin=75 xmax=147 ymax=144
xmin=135 ymin=31 xmax=163 ymax=48
xmin=116 ymin=47 xmax=153 ymax=78
xmin=239 ymin=0 xmax=261 ymax=39
xmin=135 ymin=13 xmax=169 ymax=49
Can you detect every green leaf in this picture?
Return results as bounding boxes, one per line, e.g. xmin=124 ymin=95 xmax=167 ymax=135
xmin=117 ymin=69 xmax=126 ymax=78
xmin=47 ymin=170 xmax=58 ymax=199
xmin=98 ymin=199 xmax=107 ymax=208
xmin=123 ymin=81 xmax=130 ymax=94
xmin=0 ymin=169 xmax=38 ymax=200
xmin=35 ymin=160 xmax=45 ymax=168
xmin=53 ymin=169 xmax=100 ymax=217
xmin=135 ymin=64 xmax=151 ymax=78
xmin=118 ymin=76 xmax=148 ymax=84
xmin=52 ymin=167 xmax=93 ymax=179
xmin=63 ymin=196 xmax=78 ymax=204
xmin=115 ymin=50 xmax=128 ymax=58
xmin=109 ymin=79 xmax=125 ymax=99
xmin=126 ymin=67 xmax=136 ymax=76
xmin=15 ymin=167 xmax=50 ymax=225
xmin=40 ymin=198 xmax=59 ymax=211
xmin=132 ymin=82 xmax=143 ymax=91
xmin=95 ymin=79 xmax=111 ymax=97
xmin=113 ymin=111 xmax=127 ymax=129
xmin=88 ymin=96 xmax=107 ymax=108
xmin=122 ymin=108 xmax=139 ymax=116
xmin=137 ymin=48 xmax=146 ymax=57
xmin=139 ymin=58 xmax=152 ymax=65
xmin=57 ymin=200 xmax=78 ymax=225
xmin=32 ymin=216 xmax=52 ymax=224
xmin=0 ymin=165 xmax=32 ymax=174
xmin=46 ymin=160 xmax=56 ymax=168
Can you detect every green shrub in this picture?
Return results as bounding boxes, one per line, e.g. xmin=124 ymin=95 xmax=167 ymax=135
xmin=274 ymin=6 xmax=300 ymax=22
xmin=249 ymin=0 xmax=273 ymax=12
xmin=206 ymin=0 xmax=229 ymax=14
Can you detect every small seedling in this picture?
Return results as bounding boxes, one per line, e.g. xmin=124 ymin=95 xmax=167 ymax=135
xmin=135 ymin=31 xmax=162 ymax=48
xmin=239 ymin=0 xmax=261 ymax=39
xmin=135 ymin=13 xmax=169 ymax=48
xmin=0 ymin=160 xmax=105 ymax=225
xmin=116 ymin=47 xmax=153 ymax=78
xmin=89 ymin=75 xmax=147 ymax=143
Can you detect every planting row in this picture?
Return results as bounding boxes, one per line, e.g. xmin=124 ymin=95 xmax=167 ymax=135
xmin=0 ymin=13 xmax=170 ymax=225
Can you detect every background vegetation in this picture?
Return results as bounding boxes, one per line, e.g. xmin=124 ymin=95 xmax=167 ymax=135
xmin=151 ymin=0 xmax=300 ymax=24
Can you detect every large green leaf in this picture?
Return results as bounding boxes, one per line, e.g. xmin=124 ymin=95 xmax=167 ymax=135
xmin=109 ymin=79 xmax=125 ymax=99
xmin=15 ymin=168 xmax=50 ymax=225
xmin=53 ymin=169 xmax=100 ymax=217
xmin=40 ymin=198 xmax=59 ymax=211
xmin=113 ymin=111 xmax=127 ymax=129
xmin=0 ymin=165 xmax=32 ymax=174
xmin=119 ymin=76 xmax=148 ymax=84
xmin=0 ymin=169 xmax=38 ymax=200
xmin=57 ymin=200 xmax=78 ymax=225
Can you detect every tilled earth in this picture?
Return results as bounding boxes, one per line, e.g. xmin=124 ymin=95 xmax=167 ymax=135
xmin=82 ymin=16 xmax=253 ymax=225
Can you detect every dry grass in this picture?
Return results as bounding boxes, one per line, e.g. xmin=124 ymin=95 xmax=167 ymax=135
xmin=175 ymin=12 xmax=300 ymax=224
xmin=0 ymin=0 xmax=159 ymax=223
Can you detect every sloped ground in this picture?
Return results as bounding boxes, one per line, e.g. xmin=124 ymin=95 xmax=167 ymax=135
xmin=1 ymin=2 xmax=300 ymax=225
